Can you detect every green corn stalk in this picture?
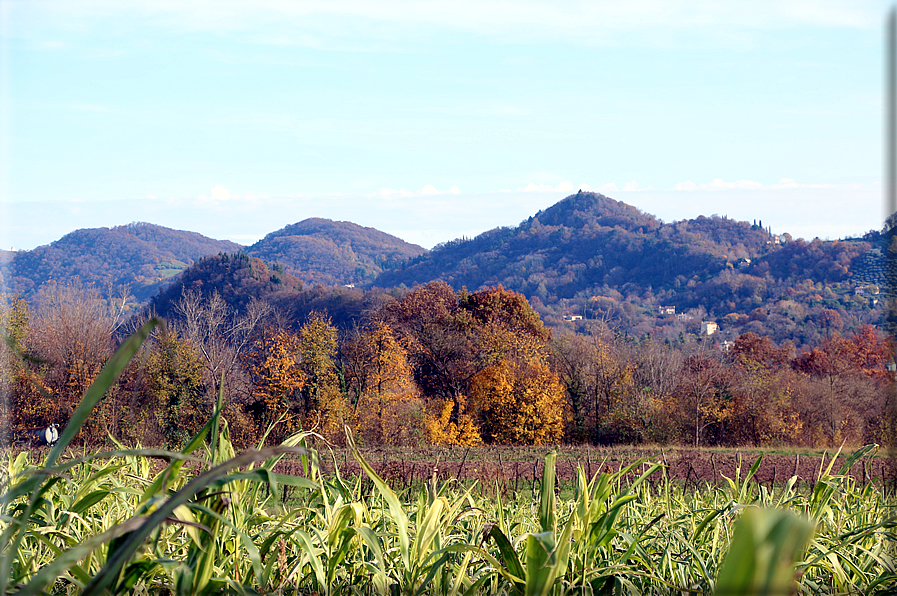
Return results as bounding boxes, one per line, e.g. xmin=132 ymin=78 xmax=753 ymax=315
xmin=715 ymin=507 xmax=815 ymax=596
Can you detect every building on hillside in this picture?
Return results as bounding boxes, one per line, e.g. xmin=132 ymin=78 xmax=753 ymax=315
xmin=701 ymin=321 xmax=718 ymax=336
xmin=677 ymin=313 xmax=693 ymax=322
xmin=563 ymin=315 xmax=583 ymax=321
xmin=720 ymin=340 xmax=734 ymax=352
xmin=657 ymin=305 xmax=676 ymax=315
xmin=737 ymin=258 xmax=751 ymax=269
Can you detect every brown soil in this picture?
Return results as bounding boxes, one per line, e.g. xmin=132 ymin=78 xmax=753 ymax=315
xmin=273 ymin=445 xmax=896 ymax=492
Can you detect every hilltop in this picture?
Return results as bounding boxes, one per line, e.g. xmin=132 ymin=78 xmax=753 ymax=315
xmin=1 ymin=222 xmax=243 ymax=302
xmin=375 ymin=192 xmax=878 ymax=347
xmin=245 ymin=218 xmax=426 ymax=286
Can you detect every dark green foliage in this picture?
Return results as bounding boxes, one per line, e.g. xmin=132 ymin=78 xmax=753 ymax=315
xmin=149 ymin=254 xmax=303 ymax=318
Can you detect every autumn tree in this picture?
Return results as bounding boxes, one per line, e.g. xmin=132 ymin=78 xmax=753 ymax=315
xmin=627 ymin=339 xmax=683 ymax=443
xmin=672 ymin=351 xmax=732 ymax=447
xmin=378 ymin=281 xmax=475 ymax=401
xmin=298 ymin=312 xmax=349 ymax=442
xmin=374 ymin=283 xmax=567 ymax=445
xmin=347 ymin=321 xmax=423 ymax=445
xmin=463 ymin=287 xmax=567 ymax=445
xmin=146 ymin=328 xmax=206 ymax=448
xmin=242 ymin=327 xmax=305 ymax=439
xmin=0 ymin=296 xmax=56 ymax=439
xmin=727 ymin=333 xmax=801 ymax=445
xmin=793 ymin=326 xmax=891 ymax=445
xmin=24 ymin=280 xmax=131 ymax=440
xmin=468 ymin=355 xmax=565 ymax=445
xmin=173 ymin=290 xmax=270 ymax=402
xmin=552 ymin=328 xmax=638 ymax=443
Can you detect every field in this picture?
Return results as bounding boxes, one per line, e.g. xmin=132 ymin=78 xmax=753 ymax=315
xmin=302 ymin=444 xmax=896 ymax=495
xmin=3 ymin=429 xmax=895 ymax=594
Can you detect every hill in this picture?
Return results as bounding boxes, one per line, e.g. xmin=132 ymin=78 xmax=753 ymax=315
xmin=375 ymin=192 xmax=773 ymax=297
xmin=245 ymin=218 xmax=426 ymax=286
xmin=148 ymin=253 xmax=304 ymax=318
xmin=375 ymin=192 xmax=880 ymax=348
xmin=2 ymin=222 xmax=243 ymax=302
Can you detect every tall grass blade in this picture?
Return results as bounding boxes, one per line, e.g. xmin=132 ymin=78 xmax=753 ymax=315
xmin=715 ymin=507 xmax=815 ymax=596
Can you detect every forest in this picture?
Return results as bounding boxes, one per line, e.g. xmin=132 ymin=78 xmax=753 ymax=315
xmin=2 ymin=276 xmax=892 ymax=451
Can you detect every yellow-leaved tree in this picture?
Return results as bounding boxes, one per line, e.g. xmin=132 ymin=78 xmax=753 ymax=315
xmin=464 ymin=287 xmax=567 ymax=445
xmin=349 ymin=321 xmax=423 ymax=445
xmin=469 ymin=356 xmax=565 ymax=445
xmin=299 ymin=312 xmax=350 ymax=442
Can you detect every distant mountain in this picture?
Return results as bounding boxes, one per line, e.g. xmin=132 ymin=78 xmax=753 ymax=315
xmin=375 ymin=192 xmax=772 ymax=296
xmin=245 ymin=218 xmax=426 ymax=286
xmin=373 ymin=191 xmax=880 ymax=348
xmin=3 ymin=222 xmax=243 ymax=302
xmin=5 ymin=197 xmax=883 ymax=351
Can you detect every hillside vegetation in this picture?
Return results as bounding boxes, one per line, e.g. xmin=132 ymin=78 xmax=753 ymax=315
xmin=1 ymin=222 xmax=243 ymax=302
xmin=246 ymin=218 xmax=426 ymax=286
xmin=2 ymin=193 xmax=889 ymax=350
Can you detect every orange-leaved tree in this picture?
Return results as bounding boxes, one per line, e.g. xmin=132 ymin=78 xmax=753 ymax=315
xmin=243 ymin=327 xmax=305 ymax=440
xmin=464 ymin=286 xmax=566 ymax=445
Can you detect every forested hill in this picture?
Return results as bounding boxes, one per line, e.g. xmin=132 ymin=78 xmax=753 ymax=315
xmin=375 ymin=192 xmax=879 ymax=347
xmin=375 ymin=191 xmax=776 ymax=296
xmin=1 ymin=222 xmax=243 ymax=302
xmin=244 ymin=218 xmax=426 ymax=286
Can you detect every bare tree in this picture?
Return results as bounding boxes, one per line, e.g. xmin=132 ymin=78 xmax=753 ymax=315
xmin=173 ymin=290 xmax=272 ymax=403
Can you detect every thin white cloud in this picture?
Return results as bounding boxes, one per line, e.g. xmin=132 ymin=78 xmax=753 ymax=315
xmin=10 ymin=0 xmax=881 ymax=51
xmin=196 ymin=183 xmax=232 ymax=205
xmin=517 ymin=181 xmax=580 ymax=193
xmin=672 ymin=177 xmax=864 ymax=191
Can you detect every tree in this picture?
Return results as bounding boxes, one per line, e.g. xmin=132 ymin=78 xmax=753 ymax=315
xmin=146 ymin=329 xmax=206 ymax=448
xmin=552 ymin=329 xmax=637 ymax=443
xmin=243 ymin=328 xmax=305 ymax=438
xmin=468 ymin=356 xmax=565 ymax=445
xmin=298 ymin=312 xmax=349 ymax=442
xmin=378 ymin=281 xmax=475 ymax=402
xmin=173 ymin=290 xmax=270 ymax=403
xmin=1 ymin=296 xmax=57 ymax=440
xmin=793 ymin=327 xmax=891 ymax=445
xmin=727 ymin=333 xmax=801 ymax=445
xmin=672 ymin=352 xmax=732 ymax=447
xmin=26 ymin=280 xmax=130 ymax=440
xmin=349 ymin=322 xmax=423 ymax=445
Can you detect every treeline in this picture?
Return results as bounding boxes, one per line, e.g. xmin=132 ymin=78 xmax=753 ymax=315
xmin=1 ymin=280 xmax=892 ymax=450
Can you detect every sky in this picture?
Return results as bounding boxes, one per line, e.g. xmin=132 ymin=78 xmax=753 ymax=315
xmin=0 ymin=0 xmax=890 ymax=251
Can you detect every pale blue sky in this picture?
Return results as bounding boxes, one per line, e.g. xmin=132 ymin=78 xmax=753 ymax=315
xmin=0 ymin=1 xmax=888 ymax=251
